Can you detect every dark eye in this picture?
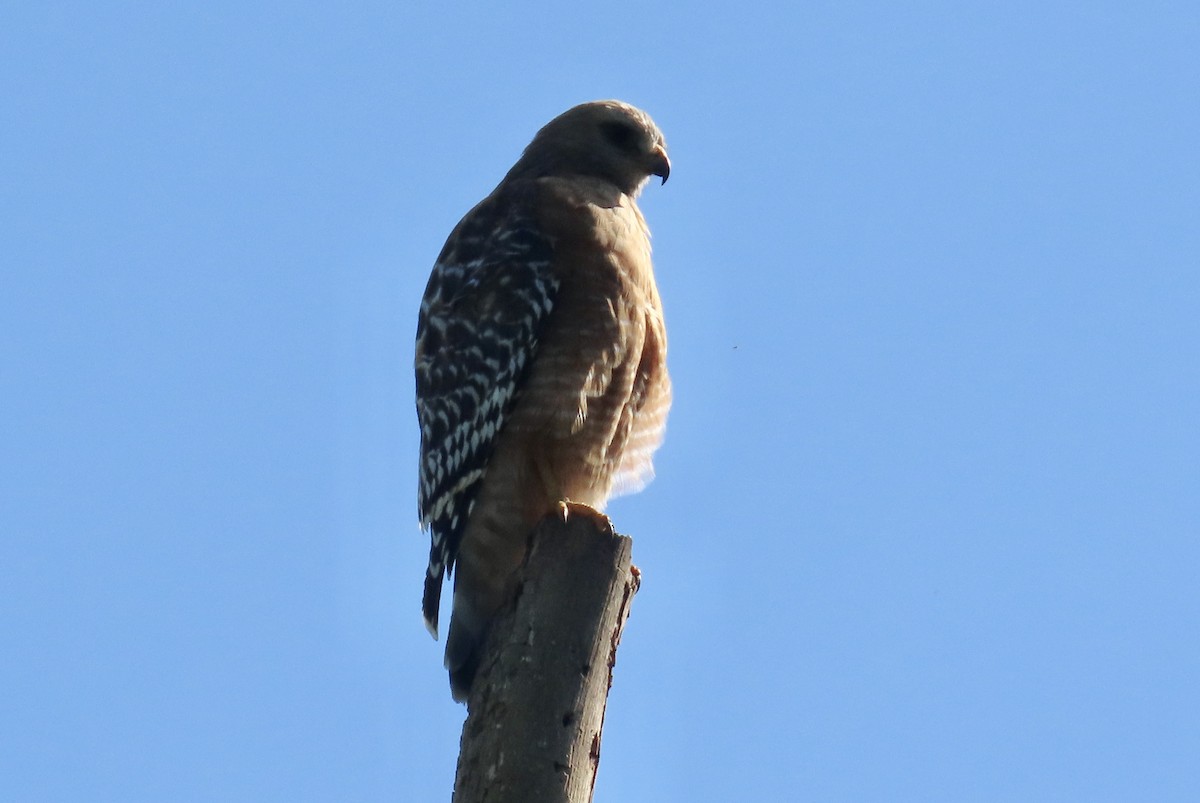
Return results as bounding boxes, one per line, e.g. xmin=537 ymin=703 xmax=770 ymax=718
xmin=601 ymin=121 xmax=639 ymax=151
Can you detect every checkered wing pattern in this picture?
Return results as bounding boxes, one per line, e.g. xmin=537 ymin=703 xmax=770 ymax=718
xmin=415 ymin=190 xmax=559 ymax=637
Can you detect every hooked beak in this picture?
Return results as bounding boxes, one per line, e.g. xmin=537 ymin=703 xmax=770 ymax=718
xmin=649 ymin=145 xmax=671 ymax=185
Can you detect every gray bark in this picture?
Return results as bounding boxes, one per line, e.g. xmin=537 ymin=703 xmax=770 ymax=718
xmin=452 ymin=506 xmax=640 ymax=803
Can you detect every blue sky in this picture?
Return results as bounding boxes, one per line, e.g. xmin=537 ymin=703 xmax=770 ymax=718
xmin=3 ymin=2 xmax=1198 ymax=800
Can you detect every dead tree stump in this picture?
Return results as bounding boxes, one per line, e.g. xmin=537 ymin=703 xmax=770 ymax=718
xmin=452 ymin=505 xmax=640 ymax=803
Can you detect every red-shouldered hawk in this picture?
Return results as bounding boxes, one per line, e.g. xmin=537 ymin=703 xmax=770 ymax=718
xmin=415 ymin=100 xmax=672 ymax=701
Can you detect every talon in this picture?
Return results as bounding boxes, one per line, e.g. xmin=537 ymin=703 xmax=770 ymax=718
xmin=559 ymin=501 xmax=615 ymax=535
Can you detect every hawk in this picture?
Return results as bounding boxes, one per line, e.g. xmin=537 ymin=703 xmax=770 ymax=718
xmin=415 ymin=100 xmax=672 ymax=701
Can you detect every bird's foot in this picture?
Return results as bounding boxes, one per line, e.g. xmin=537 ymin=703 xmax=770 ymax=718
xmin=555 ymin=500 xmax=615 ymax=536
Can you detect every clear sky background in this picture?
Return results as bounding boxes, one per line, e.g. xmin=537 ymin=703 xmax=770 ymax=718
xmin=3 ymin=3 xmax=1197 ymax=801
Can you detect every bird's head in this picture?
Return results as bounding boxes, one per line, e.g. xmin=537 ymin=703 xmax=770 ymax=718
xmin=508 ymin=100 xmax=670 ymax=196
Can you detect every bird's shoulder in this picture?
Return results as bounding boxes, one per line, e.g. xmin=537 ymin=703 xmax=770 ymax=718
xmin=463 ymin=176 xmax=641 ymax=243
xmin=425 ymin=175 xmax=648 ymax=318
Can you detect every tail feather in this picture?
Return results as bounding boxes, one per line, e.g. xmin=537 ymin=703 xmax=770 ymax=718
xmin=422 ymin=568 xmax=443 ymax=640
xmin=444 ymin=597 xmax=490 ymax=703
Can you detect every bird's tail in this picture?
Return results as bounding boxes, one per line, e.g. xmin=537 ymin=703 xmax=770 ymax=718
xmin=422 ymin=565 xmax=444 ymax=640
xmin=439 ymin=509 xmax=530 ymax=702
xmin=444 ymin=594 xmax=491 ymax=702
